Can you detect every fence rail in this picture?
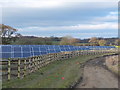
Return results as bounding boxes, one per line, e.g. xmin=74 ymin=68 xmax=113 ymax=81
xmin=0 ymin=50 xmax=117 ymax=81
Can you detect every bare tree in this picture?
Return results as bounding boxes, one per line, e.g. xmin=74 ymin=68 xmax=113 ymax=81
xmin=60 ymin=36 xmax=79 ymax=45
xmin=98 ymin=40 xmax=107 ymax=46
xmin=0 ymin=24 xmax=17 ymax=38
xmin=89 ymin=37 xmax=98 ymax=43
xmin=0 ymin=24 xmax=18 ymax=44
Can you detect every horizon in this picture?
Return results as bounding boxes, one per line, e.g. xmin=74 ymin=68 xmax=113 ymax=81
xmin=20 ymin=35 xmax=118 ymax=39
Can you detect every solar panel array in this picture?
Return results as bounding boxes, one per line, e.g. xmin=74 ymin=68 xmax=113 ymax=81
xmin=0 ymin=45 xmax=116 ymax=59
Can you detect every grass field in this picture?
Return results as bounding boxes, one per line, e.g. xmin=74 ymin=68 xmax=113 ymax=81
xmin=2 ymin=53 xmax=114 ymax=88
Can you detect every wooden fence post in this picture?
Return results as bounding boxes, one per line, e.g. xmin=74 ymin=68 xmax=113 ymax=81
xmin=23 ymin=59 xmax=27 ymax=77
xmin=39 ymin=56 xmax=42 ymax=68
xmin=28 ymin=58 xmax=31 ymax=74
xmin=18 ymin=59 xmax=20 ymax=79
xmin=42 ymin=56 xmax=44 ymax=66
xmin=8 ymin=58 xmax=11 ymax=81
xmin=35 ymin=57 xmax=38 ymax=71
xmin=37 ymin=57 xmax=40 ymax=70
xmin=32 ymin=57 xmax=35 ymax=72
xmin=40 ymin=56 xmax=42 ymax=67
xmin=39 ymin=56 xmax=41 ymax=69
xmin=34 ymin=56 xmax=37 ymax=71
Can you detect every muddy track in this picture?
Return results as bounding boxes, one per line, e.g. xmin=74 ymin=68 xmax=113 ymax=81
xmin=75 ymin=54 xmax=119 ymax=88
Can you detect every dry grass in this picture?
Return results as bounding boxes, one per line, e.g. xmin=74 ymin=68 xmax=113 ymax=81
xmin=105 ymin=55 xmax=119 ymax=75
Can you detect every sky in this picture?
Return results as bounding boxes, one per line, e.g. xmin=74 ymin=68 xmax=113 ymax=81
xmin=0 ymin=0 xmax=119 ymax=39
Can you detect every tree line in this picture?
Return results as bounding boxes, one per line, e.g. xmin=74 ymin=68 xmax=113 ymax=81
xmin=0 ymin=24 xmax=119 ymax=46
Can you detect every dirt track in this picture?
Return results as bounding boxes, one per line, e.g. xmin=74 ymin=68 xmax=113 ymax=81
xmin=76 ymin=56 xmax=119 ymax=88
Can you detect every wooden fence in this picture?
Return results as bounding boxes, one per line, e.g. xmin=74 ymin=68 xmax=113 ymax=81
xmin=0 ymin=50 xmax=117 ymax=81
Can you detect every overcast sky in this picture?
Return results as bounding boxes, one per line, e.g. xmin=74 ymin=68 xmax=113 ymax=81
xmin=0 ymin=0 xmax=119 ymax=39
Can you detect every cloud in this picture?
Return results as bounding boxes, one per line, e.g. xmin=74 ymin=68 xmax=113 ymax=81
xmin=20 ymin=32 xmax=118 ymax=39
xmin=19 ymin=22 xmax=117 ymax=32
xmin=0 ymin=5 xmax=2 ymax=24
xmin=110 ymin=11 xmax=118 ymax=15
xmin=0 ymin=0 xmax=118 ymax=3
xmin=0 ymin=0 xmax=118 ymax=8
xmin=1 ymin=0 xmax=118 ymax=39
xmin=17 ymin=21 xmax=118 ymax=38
xmin=94 ymin=11 xmax=118 ymax=21
xmin=0 ymin=0 xmax=64 ymax=8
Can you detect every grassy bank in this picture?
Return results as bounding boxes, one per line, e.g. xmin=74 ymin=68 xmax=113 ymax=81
xmin=2 ymin=53 xmax=114 ymax=88
xmin=105 ymin=55 xmax=120 ymax=76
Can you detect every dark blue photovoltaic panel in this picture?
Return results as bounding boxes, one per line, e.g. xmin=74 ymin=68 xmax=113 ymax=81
xmin=13 ymin=47 xmax=21 ymax=52
xmin=33 ymin=52 xmax=40 ymax=56
xmin=54 ymin=46 xmax=59 ymax=48
xmin=47 ymin=50 xmax=56 ymax=53
xmin=32 ymin=47 xmax=39 ymax=52
xmin=57 ymin=49 xmax=61 ymax=52
xmin=65 ymin=48 xmax=70 ymax=51
xmin=30 ymin=52 xmax=34 ymax=56
xmin=23 ymin=53 xmax=31 ymax=57
xmin=60 ymin=48 xmax=66 ymax=51
xmin=40 ymin=52 xmax=47 ymax=55
xmin=39 ymin=48 xmax=47 ymax=51
xmin=2 ymin=46 xmax=11 ymax=52
xmin=22 ymin=47 xmax=31 ymax=52
xmin=14 ymin=53 xmax=22 ymax=58
xmin=2 ymin=53 xmax=11 ymax=58
xmin=55 ymin=50 xmax=61 ymax=53
xmin=0 ymin=45 xmax=116 ymax=58
xmin=48 ymin=46 xmax=54 ymax=49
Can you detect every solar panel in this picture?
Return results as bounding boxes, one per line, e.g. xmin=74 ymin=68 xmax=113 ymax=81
xmin=40 ymin=52 xmax=47 ymax=55
xmin=33 ymin=52 xmax=40 ymax=56
xmin=47 ymin=50 xmax=56 ymax=53
xmin=2 ymin=46 xmax=12 ymax=52
xmin=23 ymin=53 xmax=31 ymax=57
xmin=32 ymin=47 xmax=40 ymax=52
xmin=60 ymin=48 xmax=66 ymax=51
xmin=0 ymin=45 xmax=116 ymax=59
xmin=22 ymin=47 xmax=31 ymax=52
xmin=14 ymin=53 xmax=22 ymax=58
xmin=55 ymin=50 xmax=61 ymax=53
xmin=39 ymin=47 xmax=47 ymax=51
xmin=2 ymin=53 xmax=11 ymax=58
xmin=13 ymin=47 xmax=21 ymax=52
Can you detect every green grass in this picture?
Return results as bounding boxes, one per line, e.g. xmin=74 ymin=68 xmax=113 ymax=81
xmin=2 ymin=53 xmax=114 ymax=88
xmin=52 ymin=41 xmax=60 ymax=45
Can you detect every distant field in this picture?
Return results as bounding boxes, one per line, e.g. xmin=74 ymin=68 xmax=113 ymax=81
xmin=52 ymin=41 xmax=60 ymax=45
xmin=2 ymin=53 xmax=115 ymax=88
